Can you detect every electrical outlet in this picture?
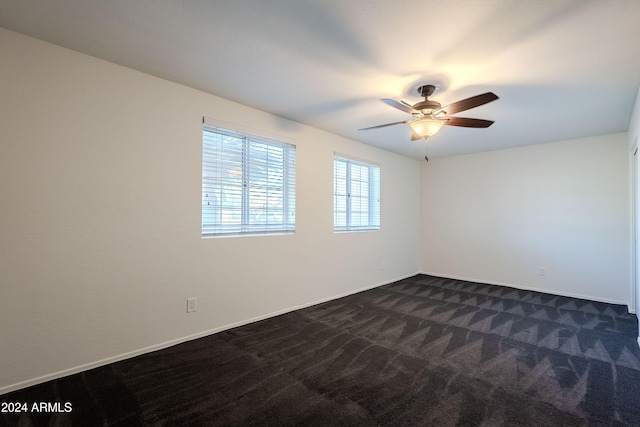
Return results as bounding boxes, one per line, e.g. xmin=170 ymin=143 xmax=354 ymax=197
xmin=187 ymin=298 xmax=197 ymax=313
xmin=380 ymin=261 xmax=385 ymax=270
xmin=538 ymin=267 xmax=547 ymax=276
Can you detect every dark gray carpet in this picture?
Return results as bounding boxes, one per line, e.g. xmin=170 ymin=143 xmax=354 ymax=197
xmin=2 ymin=274 xmax=640 ymax=426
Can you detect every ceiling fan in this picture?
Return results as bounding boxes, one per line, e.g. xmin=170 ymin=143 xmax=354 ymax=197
xmin=359 ymin=85 xmax=498 ymax=140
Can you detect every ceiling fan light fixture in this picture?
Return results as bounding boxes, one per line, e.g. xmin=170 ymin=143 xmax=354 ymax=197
xmin=359 ymin=88 xmax=498 ymax=141
xmin=410 ymin=117 xmax=445 ymax=139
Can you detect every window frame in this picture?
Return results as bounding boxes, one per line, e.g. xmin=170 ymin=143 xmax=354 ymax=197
xmin=202 ymin=119 xmax=296 ymax=238
xmin=333 ymin=154 xmax=380 ymax=232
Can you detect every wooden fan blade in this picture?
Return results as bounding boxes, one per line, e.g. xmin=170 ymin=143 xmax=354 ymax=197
xmin=441 ymin=92 xmax=498 ymax=115
xmin=443 ymin=117 xmax=494 ymax=128
xmin=381 ymin=98 xmax=417 ymax=114
xmin=359 ymin=120 xmax=409 ymax=131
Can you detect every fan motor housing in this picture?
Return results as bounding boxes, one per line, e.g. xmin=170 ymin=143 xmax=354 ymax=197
xmin=413 ymin=99 xmax=442 ymax=112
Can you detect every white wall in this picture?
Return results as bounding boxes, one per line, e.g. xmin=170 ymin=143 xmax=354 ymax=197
xmin=628 ymin=86 xmax=640 ymax=317
xmin=0 ymin=28 xmax=421 ymax=393
xmin=421 ymin=133 xmax=630 ymax=305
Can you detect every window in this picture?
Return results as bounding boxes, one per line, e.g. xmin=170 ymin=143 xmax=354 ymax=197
xmin=334 ymin=155 xmax=380 ymax=232
xmin=202 ymin=121 xmax=296 ymax=237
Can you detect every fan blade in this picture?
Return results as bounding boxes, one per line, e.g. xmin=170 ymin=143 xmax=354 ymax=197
xmin=443 ymin=117 xmax=494 ymax=128
xmin=381 ymin=98 xmax=417 ymax=114
xmin=359 ymin=120 xmax=409 ymax=131
xmin=440 ymin=92 xmax=498 ymax=115
xmin=400 ymin=100 xmax=415 ymax=110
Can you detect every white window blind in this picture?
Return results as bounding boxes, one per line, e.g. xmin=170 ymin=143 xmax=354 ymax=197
xmin=334 ymin=155 xmax=380 ymax=231
xmin=202 ymin=123 xmax=296 ymax=237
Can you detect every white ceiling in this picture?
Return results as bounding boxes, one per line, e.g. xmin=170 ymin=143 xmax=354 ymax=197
xmin=1 ymin=0 xmax=639 ymax=159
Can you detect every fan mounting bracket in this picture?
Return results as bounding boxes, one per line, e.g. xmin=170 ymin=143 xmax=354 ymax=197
xmin=417 ymin=85 xmax=436 ymax=98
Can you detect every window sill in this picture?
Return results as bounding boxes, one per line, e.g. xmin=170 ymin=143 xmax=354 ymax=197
xmin=202 ymin=231 xmax=295 ymax=239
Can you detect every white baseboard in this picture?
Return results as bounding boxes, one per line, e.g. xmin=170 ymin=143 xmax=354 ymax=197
xmin=419 ymin=271 xmax=630 ymax=308
xmin=0 ymin=271 xmax=420 ymax=395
